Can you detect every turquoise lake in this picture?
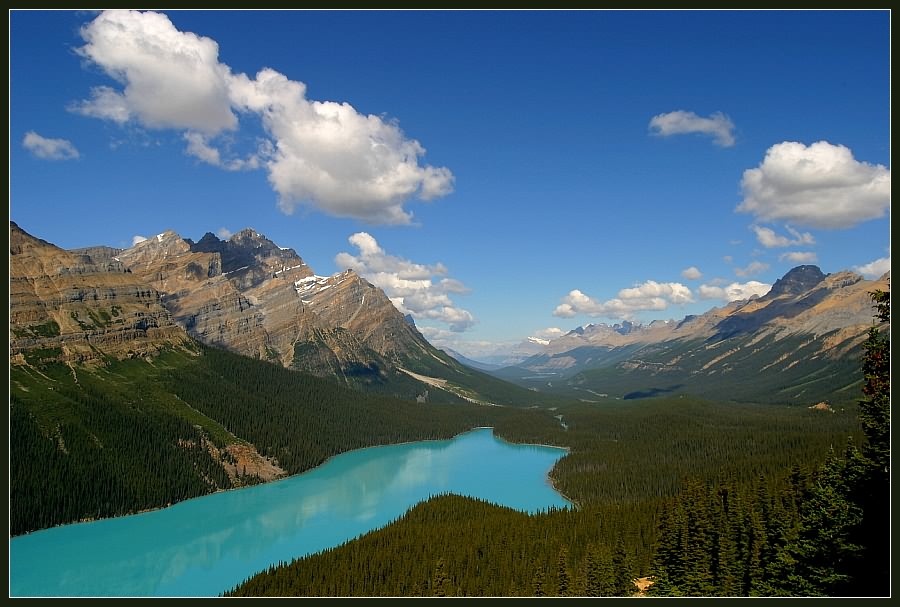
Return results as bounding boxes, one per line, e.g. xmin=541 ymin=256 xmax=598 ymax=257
xmin=9 ymin=427 xmax=570 ymax=597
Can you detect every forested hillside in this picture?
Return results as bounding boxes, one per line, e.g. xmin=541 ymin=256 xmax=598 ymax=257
xmin=227 ymin=396 xmax=862 ymax=596
xmin=228 ymin=292 xmax=889 ymax=597
xmin=11 ymin=342 xmax=562 ymax=536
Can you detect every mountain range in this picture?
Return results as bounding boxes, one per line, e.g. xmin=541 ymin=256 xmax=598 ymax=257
xmin=10 ymin=220 xmax=554 ymax=536
xmin=11 ymin=220 xmax=889 ymax=408
xmin=10 ymin=222 xmax=190 ymax=364
xmin=490 ymin=265 xmax=889 ymax=405
xmin=8 ymin=219 xmax=890 ymax=543
xmin=9 ymin=221 xmax=546 ymax=407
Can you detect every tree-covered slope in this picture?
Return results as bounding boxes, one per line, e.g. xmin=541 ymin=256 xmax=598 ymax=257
xmin=10 ymin=343 xmax=539 ymax=536
xmin=227 ymin=394 xmax=862 ymax=596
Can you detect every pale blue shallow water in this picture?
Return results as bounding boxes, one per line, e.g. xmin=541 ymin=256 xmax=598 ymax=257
xmin=9 ymin=427 xmax=570 ymax=597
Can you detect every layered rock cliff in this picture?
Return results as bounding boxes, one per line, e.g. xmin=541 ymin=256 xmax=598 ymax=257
xmin=9 ymin=222 xmax=189 ymax=364
xmin=114 ymin=228 xmax=441 ymax=382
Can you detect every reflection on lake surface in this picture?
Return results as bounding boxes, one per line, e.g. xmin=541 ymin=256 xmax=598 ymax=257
xmin=9 ymin=427 xmax=569 ymax=597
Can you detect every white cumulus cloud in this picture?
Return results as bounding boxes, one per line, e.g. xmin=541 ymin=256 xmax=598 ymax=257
xmin=681 ymin=266 xmax=703 ymax=280
xmin=738 ymin=141 xmax=890 ymax=229
xmin=336 ymin=232 xmax=474 ymax=332
xmin=648 ymin=110 xmax=736 ymax=147
xmin=71 ymin=10 xmax=453 ymax=225
xmin=533 ymin=327 xmax=564 ymax=340
xmin=698 ymin=281 xmax=771 ymax=302
xmin=72 ymin=10 xmax=237 ymax=133
xmin=216 ymin=227 xmax=233 ymax=239
xmin=779 ymin=251 xmax=818 ymax=264
xmin=734 ymin=261 xmax=770 ymax=277
xmin=131 ymin=235 xmax=148 ymax=246
xmin=853 ymin=255 xmax=891 ymax=279
xmin=229 ymin=68 xmax=454 ymax=224
xmin=752 ymin=225 xmax=816 ymax=248
xmin=553 ymin=280 xmax=694 ymax=320
xmin=22 ymin=131 xmax=80 ymax=160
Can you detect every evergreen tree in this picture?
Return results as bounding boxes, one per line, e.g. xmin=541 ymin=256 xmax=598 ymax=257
xmin=583 ymin=546 xmax=601 ymax=597
xmin=431 ymin=558 xmax=450 ymax=597
xmin=612 ymin=537 xmax=635 ymax=596
xmin=849 ymin=289 xmax=890 ymax=594
xmin=531 ymin=561 xmax=546 ymax=597
xmin=557 ymin=546 xmax=571 ymax=596
xmin=780 ymin=290 xmax=890 ymax=596
xmin=859 ymin=289 xmax=891 ymax=472
xmin=779 ymin=448 xmax=863 ymax=596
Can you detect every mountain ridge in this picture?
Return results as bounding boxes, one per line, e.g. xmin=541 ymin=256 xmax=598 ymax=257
xmin=495 ymin=264 xmax=889 ymax=404
xmin=113 ymin=226 xmax=445 ymax=389
xmin=10 ymin=221 xmax=548 ymax=406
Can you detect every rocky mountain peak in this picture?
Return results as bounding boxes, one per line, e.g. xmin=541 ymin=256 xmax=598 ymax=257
xmin=228 ymin=227 xmax=275 ymax=249
xmin=10 ymin=221 xmax=61 ymax=256
xmin=767 ymin=265 xmax=827 ymax=298
xmin=185 ymin=227 xmax=308 ymax=290
xmin=100 ymin=224 xmax=440 ymax=382
xmin=615 ymin=320 xmax=639 ymax=335
xmin=127 ymin=230 xmax=192 ymax=260
xmin=194 ymin=231 xmax=221 ymax=247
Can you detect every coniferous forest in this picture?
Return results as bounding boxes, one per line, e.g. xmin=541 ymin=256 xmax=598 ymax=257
xmin=10 ymin=343 xmax=496 ymax=536
xmin=227 ymin=291 xmax=888 ymax=597
xmin=11 ymin=293 xmax=889 ymax=597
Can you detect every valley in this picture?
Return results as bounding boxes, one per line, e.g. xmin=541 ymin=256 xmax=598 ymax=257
xmin=9 ymin=9 xmax=890 ymax=599
xmin=486 ymin=265 xmax=889 ymax=406
xmin=8 ymin=221 xmax=890 ymax=597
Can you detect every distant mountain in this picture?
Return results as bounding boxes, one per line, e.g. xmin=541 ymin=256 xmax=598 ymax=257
xmin=451 ymin=338 xmax=550 ymax=369
xmin=442 ymin=348 xmax=504 ymax=372
xmin=498 ymin=265 xmax=890 ymax=405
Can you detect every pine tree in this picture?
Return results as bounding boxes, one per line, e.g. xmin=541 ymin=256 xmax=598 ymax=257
xmin=847 ymin=289 xmax=890 ymax=595
xmin=859 ymin=289 xmax=890 ymax=473
xmin=431 ymin=558 xmax=449 ymax=597
xmin=649 ymin=499 xmax=685 ymax=596
xmin=780 ymin=447 xmax=863 ymax=596
xmin=612 ymin=536 xmax=635 ymax=596
xmin=531 ymin=561 xmax=546 ymax=597
xmin=557 ymin=546 xmax=571 ymax=596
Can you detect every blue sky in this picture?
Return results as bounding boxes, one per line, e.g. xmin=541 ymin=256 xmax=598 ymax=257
xmin=10 ymin=9 xmax=891 ymax=357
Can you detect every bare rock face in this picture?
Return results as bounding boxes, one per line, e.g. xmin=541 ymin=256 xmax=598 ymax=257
xmin=115 ymin=228 xmax=437 ymax=380
xmin=116 ymin=229 xmax=315 ymax=366
xmin=9 ymin=222 xmax=189 ymax=364
xmin=298 ymin=270 xmax=434 ymax=362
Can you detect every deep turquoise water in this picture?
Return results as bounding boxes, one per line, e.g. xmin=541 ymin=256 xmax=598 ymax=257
xmin=9 ymin=427 xmax=570 ymax=597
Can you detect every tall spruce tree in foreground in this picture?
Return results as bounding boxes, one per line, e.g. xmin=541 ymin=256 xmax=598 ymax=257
xmin=777 ymin=289 xmax=890 ymax=596
xmin=850 ymin=289 xmax=890 ymax=594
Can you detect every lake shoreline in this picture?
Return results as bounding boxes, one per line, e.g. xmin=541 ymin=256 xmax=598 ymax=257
xmin=11 ymin=425 xmax=573 ymax=539
xmin=11 ymin=426 xmax=571 ymax=597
